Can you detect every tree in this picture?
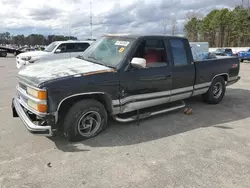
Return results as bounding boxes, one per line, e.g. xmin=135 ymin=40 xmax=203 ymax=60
xmin=0 ymin=33 xmax=78 ymax=45
xmin=184 ymin=17 xmax=201 ymax=41
xmin=184 ymin=6 xmax=250 ymax=47
xmin=171 ymin=18 xmax=178 ymax=36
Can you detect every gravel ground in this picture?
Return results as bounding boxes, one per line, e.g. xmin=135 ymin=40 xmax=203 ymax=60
xmin=0 ymin=55 xmax=250 ymax=188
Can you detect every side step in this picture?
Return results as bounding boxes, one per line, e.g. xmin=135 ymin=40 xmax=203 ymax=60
xmin=113 ymin=100 xmax=186 ymax=123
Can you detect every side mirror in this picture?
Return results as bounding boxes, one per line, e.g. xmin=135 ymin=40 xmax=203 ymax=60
xmin=131 ymin=57 xmax=146 ymax=69
xmin=55 ymin=49 xmax=61 ymax=53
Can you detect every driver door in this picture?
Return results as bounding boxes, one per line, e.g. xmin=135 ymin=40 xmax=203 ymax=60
xmin=119 ymin=36 xmax=172 ymax=113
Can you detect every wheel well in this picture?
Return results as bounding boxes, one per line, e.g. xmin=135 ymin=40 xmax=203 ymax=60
xmin=220 ymin=74 xmax=228 ymax=82
xmin=213 ymin=74 xmax=228 ymax=82
xmin=57 ymin=94 xmax=112 ymax=123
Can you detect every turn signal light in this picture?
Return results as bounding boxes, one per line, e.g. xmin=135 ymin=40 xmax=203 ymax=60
xmin=27 ymin=100 xmax=47 ymax=113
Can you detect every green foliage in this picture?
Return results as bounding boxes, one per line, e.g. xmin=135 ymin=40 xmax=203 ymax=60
xmin=184 ymin=7 xmax=250 ymax=47
xmin=0 ymin=33 xmax=78 ymax=46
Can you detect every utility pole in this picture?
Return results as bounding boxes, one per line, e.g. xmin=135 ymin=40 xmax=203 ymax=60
xmin=90 ymin=0 xmax=93 ymax=39
xmin=160 ymin=20 xmax=168 ymax=34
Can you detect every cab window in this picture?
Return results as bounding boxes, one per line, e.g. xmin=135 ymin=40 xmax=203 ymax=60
xmin=131 ymin=39 xmax=168 ymax=68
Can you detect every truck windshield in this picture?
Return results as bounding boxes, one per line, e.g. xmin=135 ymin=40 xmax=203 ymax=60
xmin=44 ymin=42 xmax=58 ymax=52
xmin=78 ymin=36 xmax=134 ymax=68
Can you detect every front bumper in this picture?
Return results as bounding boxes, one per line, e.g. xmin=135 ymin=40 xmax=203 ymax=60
xmin=12 ymin=97 xmax=53 ymax=136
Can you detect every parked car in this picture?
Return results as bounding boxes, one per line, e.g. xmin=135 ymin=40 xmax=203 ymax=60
xmin=12 ymin=34 xmax=241 ymax=141
xmin=238 ymin=49 xmax=250 ymax=62
xmin=16 ymin=40 xmax=94 ymax=69
xmin=215 ymin=48 xmax=233 ymax=56
xmin=0 ymin=49 xmax=7 ymax=57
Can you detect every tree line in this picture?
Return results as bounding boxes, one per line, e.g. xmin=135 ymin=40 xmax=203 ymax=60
xmin=184 ymin=6 xmax=250 ymax=47
xmin=0 ymin=32 xmax=78 ymax=46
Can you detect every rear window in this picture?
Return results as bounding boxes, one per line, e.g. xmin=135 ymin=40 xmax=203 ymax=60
xmin=169 ymin=39 xmax=189 ymax=66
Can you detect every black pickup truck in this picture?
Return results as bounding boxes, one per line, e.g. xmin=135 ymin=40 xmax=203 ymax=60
xmin=12 ymin=34 xmax=241 ymax=141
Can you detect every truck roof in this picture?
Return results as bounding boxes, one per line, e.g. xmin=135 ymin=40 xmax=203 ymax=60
xmin=103 ymin=33 xmax=187 ymax=40
xmin=52 ymin=40 xmax=94 ymax=44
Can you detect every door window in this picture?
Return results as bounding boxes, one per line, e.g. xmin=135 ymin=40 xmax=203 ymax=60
xmin=75 ymin=43 xmax=90 ymax=52
xmin=169 ymin=39 xmax=188 ymax=66
xmin=57 ymin=44 xmax=66 ymax=52
xmin=131 ymin=39 xmax=168 ymax=68
xmin=65 ymin=43 xmax=75 ymax=52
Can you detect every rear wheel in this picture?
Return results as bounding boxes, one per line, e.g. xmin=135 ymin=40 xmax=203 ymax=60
xmin=203 ymin=76 xmax=226 ymax=104
xmin=62 ymin=99 xmax=108 ymax=142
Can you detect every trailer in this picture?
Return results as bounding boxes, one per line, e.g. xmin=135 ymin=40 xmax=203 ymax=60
xmin=0 ymin=49 xmax=7 ymax=57
xmin=0 ymin=46 xmax=23 ymax=57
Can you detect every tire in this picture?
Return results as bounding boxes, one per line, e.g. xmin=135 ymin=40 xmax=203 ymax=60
xmin=62 ymin=99 xmax=108 ymax=142
xmin=240 ymin=59 xmax=243 ymax=62
xmin=3 ymin=52 xmax=7 ymax=57
xmin=203 ymin=76 xmax=226 ymax=104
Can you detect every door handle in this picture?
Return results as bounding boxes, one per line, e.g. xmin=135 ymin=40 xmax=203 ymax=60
xmin=139 ymin=75 xmax=171 ymax=81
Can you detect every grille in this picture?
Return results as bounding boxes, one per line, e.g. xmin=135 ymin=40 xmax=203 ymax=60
xmin=19 ymin=82 xmax=27 ymax=91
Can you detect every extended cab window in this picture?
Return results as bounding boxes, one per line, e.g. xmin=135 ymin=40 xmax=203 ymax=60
xmin=65 ymin=43 xmax=75 ymax=52
xmin=132 ymin=39 xmax=168 ymax=68
xmin=169 ymin=39 xmax=188 ymax=66
xmin=75 ymin=43 xmax=90 ymax=52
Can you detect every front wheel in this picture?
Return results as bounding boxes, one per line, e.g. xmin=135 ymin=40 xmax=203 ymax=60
xmin=203 ymin=76 xmax=226 ymax=104
xmin=62 ymin=99 xmax=108 ymax=142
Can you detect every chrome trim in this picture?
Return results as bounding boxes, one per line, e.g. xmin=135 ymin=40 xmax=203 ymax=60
xmin=114 ymin=101 xmax=185 ymax=123
xmin=56 ymin=92 xmax=106 ymax=112
xmin=13 ymin=97 xmax=52 ymax=136
xmin=120 ymin=90 xmax=171 ymax=105
xmin=170 ymin=92 xmax=192 ymax=102
xmin=211 ymin=73 xmax=229 ymax=82
xmin=192 ymin=88 xmax=209 ymax=96
xmin=228 ymin=76 xmax=239 ymax=82
xmin=17 ymin=96 xmax=47 ymax=117
xmin=18 ymin=80 xmax=47 ymax=91
xmin=111 ymin=106 xmax=120 ymax=115
xmin=194 ymin=82 xmax=211 ymax=89
xmin=171 ymin=86 xmax=193 ymax=95
xmin=121 ymin=95 xmax=171 ymax=114
xmin=17 ymin=86 xmax=46 ymax=104
xmin=112 ymin=99 xmax=120 ymax=106
xmin=227 ymin=76 xmax=241 ymax=86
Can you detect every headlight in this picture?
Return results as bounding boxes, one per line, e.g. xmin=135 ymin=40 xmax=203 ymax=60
xmin=21 ymin=56 xmax=31 ymax=61
xmin=27 ymin=99 xmax=47 ymax=113
xmin=27 ymin=87 xmax=47 ymax=100
xmin=26 ymin=87 xmax=47 ymax=113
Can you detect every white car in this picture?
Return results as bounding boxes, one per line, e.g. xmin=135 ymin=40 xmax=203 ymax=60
xmin=16 ymin=40 xmax=94 ymax=69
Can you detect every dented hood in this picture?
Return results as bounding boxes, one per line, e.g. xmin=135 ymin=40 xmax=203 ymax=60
xmin=17 ymin=57 xmax=113 ymax=86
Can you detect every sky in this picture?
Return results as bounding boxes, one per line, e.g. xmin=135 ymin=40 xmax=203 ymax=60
xmin=0 ymin=0 xmax=243 ymax=39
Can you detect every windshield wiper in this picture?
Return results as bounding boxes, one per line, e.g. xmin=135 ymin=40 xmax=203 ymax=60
xmin=76 ymin=55 xmax=85 ymax=59
xmin=87 ymin=56 xmax=115 ymax=69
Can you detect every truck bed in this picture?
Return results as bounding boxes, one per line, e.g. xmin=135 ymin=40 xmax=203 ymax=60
xmin=195 ymin=57 xmax=240 ymax=86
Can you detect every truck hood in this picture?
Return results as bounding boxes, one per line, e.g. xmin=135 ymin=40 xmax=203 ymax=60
xmin=18 ymin=50 xmax=49 ymax=57
xmin=17 ymin=57 xmax=113 ymax=86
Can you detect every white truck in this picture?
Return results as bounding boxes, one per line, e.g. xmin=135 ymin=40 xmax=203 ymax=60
xmin=16 ymin=40 xmax=94 ymax=69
